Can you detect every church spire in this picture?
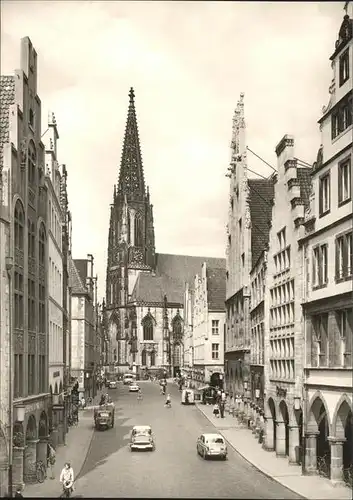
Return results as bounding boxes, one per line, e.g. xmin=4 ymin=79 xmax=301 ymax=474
xmin=117 ymin=87 xmax=145 ymax=199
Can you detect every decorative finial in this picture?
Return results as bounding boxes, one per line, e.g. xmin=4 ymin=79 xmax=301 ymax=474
xmin=129 ymin=87 xmax=135 ymax=103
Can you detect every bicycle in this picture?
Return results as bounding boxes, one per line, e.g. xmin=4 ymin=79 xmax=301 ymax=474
xmin=36 ymin=460 xmax=47 ymax=483
xmin=343 ymin=464 xmax=353 ymax=487
xmin=317 ymin=454 xmax=330 ymax=478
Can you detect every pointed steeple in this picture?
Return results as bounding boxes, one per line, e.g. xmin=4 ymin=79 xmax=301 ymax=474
xmin=117 ymin=87 xmax=145 ymax=199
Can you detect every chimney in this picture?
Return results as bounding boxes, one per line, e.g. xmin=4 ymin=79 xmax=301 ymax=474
xmin=275 ymin=134 xmax=294 ymax=165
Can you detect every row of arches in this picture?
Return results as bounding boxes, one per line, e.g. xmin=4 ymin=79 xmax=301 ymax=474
xmin=265 ymin=392 xmax=352 ymax=481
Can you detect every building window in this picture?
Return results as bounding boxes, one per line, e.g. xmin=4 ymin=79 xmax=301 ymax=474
xmin=277 ymin=228 xmax=286 ymax=250
xmin=39 ymin=284 xmax=45 ymax=333
xmin=29 ymin=108 xmax=35 ymax=129
xmin=312 ymin=314 xmax=328 ymax=367
xmin=28 ymin=219 xmax=35 ymax=258
xmin=39 ymin=224 xmax=46 ymax=264
xmin=212 ymin=320 xmax=219 ymax=335
xmin=39 ymin=355 xmax=46 ymax=393
xmin=141 ymin=349 xmax=147 ymax=366
xmin=150 ymin=350 xmax=156 ymax=366
xmin=142 ymin=317 xmax=154 ymax=341
xmin=338 ymin=158 xmax=351 ymax=205
xmin=14 ymin=201 xmax=24 ymax=251
xmin=336 ymin=232 xmax=353 ymax=280
xmin=339 ymin=49 xmax=350 ymax=87
xmin=134 ymin=215 xmax=143 ymax=247
xmin=28 ymin=279 xmax=36 ymax=331
xmin=14 ymin=354 xmax=24 ymax=399
xmin=28 ymin=354 xmax=35 ymax=395
xmin=14 ymin=271 xmax=24 ymax=329
xmin=331 ymin=94 xmax=352 ymax=139
xmin=336 ymin=309 xmax=353 ymax=367
xmin=319 ymin=173 xmax=330 ymax=216
xmin=312 ymin=244 xmax=328 ymax=288
xmin=212 ymin=343 xmax=219 ymax=360
xmin=28 ymin=140 xmax=36 ymax=185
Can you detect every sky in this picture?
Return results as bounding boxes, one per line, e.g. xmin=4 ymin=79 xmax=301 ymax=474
xmin=0 ymin=1 xmax=346 ymax=300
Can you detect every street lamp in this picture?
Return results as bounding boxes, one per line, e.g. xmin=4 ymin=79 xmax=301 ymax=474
xmin=14 ymin=405 xmax=25 ymax=423
xmin=294 ymin=397 xmax=301 ymax=411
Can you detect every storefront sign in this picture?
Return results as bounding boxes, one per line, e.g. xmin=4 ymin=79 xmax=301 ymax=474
xmin=23 ymin=399 xmax=44 ymax=414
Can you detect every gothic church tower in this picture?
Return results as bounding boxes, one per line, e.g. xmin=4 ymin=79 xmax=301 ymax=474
xmin=105 ymin=88 xmax=156 ymax=367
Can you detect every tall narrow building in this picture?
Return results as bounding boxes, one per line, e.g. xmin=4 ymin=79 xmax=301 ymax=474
xmin=105 ymin=88 xmax=225 ymax=377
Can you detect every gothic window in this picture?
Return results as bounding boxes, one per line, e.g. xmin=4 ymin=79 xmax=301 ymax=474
xmin=141 ymin=349 xmax=147 ymax=366
xmin=143 ymin=316 xmax=154 ymax=341
xmin=39 ymin=224 xmax=46 ymax=265
xmin=173 ymin=343 xmax=181 ymax=366
xmin=28 ymin=219 xmax=35 ymax=258
xmin=150 ymin=350 xmax=156 ymax=366
xmin=134 ymin=215 xmax=143 ymax=247
xmin=28 ymin=140 xmax=36 ymax=185
xmin=14 ymin=271 xmax=24 ymax=329
xmin=173 ymin=317 xmax=183 ymax=341
xmin=127 ymin=212 xmax=131 ymax=244
xmin=14 ymin=200 xmax=24 ymax=251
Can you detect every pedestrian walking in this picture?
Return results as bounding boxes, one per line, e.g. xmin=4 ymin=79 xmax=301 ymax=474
xmin=213 ymin=403 xmax=220 ymax=418
xmin=14 ymin=486 xmax=24 ymax=498
xmin=220 ymin=402 xmax=225 ymax=418
xmin=47 ymin=441 xmax=56 ymax=479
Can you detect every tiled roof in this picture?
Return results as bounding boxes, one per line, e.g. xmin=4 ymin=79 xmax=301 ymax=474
xmin=206 ymin=266 xmax=226 ymax=311
xmin=68 ymin=255 xmax=88 ymax=294
xmin=74 ymin=259 xmax=88 ymax=285
xmin=130 ymin=253 xmax=226 ymax=305
xmin=248 ymin=178 xmax=275 ymax=269
xmin=0 ymin=76 xmax=15 ymax=173
xmin=296 ymin=167 xmax=312 ymax=210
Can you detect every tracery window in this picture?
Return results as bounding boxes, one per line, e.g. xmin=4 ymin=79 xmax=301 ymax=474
xmin=143 ymin=316 xmax=154 ymax=341
xmin=141 ymin=349 xmax=147 ymax=366
xmin=28 ymin=219 xmax=35 ymax=258
xmin=14 ymin=201 xmax=24 ymax=251
xmin=28 ymin=140 xmax=36 ymax=185
xmin=150 ymin=350 xmax=156 ymax=366
xmin=134 ymin=215 xmax=143 ymax=247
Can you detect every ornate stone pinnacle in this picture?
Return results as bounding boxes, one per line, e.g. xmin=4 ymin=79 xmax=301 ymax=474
xmin=129 ymin=87 xmax=135 ymax=103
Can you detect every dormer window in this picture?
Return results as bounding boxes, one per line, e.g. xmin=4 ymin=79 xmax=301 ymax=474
xmin=29 ymin=108 xmax=35 ymax=129
xmin=339 ymin=49 xmax=350 ymax=87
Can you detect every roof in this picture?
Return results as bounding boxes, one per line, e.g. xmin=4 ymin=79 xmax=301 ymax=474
xmin=68 ymin=256 xmax=88 ymax=294
xmin=206 ymin=267 xmax=226 ymax=311
xmin=74 ymin=259 xmax=89 ymax=284
xmin=248 ymin=178 xmax=275 ymax=268
xmin=203 ymin=433 xmax=223 ymax=438
xmin=131 ymin=253 xmax=226 ymax=305
xmin=0 ymin=76 xmax=15 ymax=173
xmin=296 ymin=167 xmax=312 ymax=210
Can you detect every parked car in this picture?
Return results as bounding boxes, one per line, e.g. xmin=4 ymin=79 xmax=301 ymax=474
xmin=129 ymin=383 xmax=140 ymax=393
xmin=130 ymin=425 xmax=155 ymax=451
xmin=196 ymin=433 xmax=227 ymax=460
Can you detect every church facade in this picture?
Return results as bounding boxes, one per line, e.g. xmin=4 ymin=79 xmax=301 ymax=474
xmin=105 ymin=88 xmax=225 ymax=377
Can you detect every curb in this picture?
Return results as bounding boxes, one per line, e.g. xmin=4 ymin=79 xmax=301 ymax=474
xmin=196 ymin=404 xmax=306 ymax=500
xmin=75 ymin=413 xmax=96 ymax=483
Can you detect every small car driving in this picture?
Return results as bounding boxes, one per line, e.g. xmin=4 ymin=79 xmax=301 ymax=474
xmin=129 ymin=382 xmax=140 ymax=392
xmin=108 ymin=380 xmax=117 ymax=389
xmin=130 ymin=425 xmax=155 ymax=451
xmin=197 ymin=433 xmax=228 ymax=460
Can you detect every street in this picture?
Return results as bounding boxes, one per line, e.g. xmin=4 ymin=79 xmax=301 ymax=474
xmin=74 ymin=382 xmax=301 ymax=499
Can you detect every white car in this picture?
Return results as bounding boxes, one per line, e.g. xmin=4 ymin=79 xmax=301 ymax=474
xmin=197 ymin=433 xmax=228 ymax=460
xmin=130 ymin=425 xmax=155 ymax=451
xmin=109 ymin=381 xmax=117 ymax=389
xmin=129 ymin=383 xmax=140 ymax=392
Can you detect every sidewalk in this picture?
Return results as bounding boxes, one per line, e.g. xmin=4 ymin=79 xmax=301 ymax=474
xmin=197 ymin=403 xmax=351 ymax=500
xmin=24 ymin=391 xmax=103 ymax=498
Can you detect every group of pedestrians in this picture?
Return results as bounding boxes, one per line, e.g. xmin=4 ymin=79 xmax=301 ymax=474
xmin=213 ymin=388 xmax=227 ymax=419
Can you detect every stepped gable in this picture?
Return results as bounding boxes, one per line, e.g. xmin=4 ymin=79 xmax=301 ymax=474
xmin=206 ymin=266 xmax=226 ymax=312
xmin=0 ymin=75 xmax=15 ymax=173
xmin=248 ymin=178 xmax=275 ymax=268
xmin=130 ymin=253 xmax=226 ymax=305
